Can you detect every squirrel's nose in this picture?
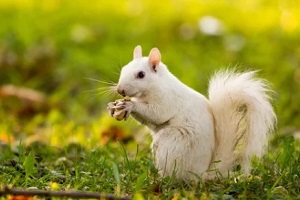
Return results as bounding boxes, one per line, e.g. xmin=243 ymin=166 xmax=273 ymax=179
xmin=117 ymin=86 xmax=126 ymax=97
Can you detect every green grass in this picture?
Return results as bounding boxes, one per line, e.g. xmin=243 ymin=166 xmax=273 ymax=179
xmin=1 ymin=135 xmax=300 ymax=199
xmin=0 ymin=0 xmax=300 ymax=199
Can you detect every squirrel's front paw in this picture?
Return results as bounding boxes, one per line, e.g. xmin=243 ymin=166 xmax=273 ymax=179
xmin=115 ymin=99 xmax=134 ymax=120
xmin=107 ymin=99 xmax=134 ymax=121
xmin=107 ymin=102 xmax=117 ymax=117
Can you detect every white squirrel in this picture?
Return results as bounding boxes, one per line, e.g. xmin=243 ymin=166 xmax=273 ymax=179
xmin=107 ymin=45 xmax=276 ymax=181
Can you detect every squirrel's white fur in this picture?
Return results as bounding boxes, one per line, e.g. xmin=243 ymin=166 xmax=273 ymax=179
xmin=108 ymin=45 xmax=276 ymax=181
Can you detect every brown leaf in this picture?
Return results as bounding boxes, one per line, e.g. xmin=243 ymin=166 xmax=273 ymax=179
xmin=0 ymin=84 xmax=46 ymax=103
xmin=101 ymin=125 xmax=132 ymax=145
xmin=8 ymin=195 xmax=34 ymax=200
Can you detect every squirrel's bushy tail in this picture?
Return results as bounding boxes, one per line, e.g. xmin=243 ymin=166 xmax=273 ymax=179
xmin=208 ymin=69 xmax=276 ymax=176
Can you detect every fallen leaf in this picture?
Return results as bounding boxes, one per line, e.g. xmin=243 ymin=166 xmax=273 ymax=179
xmin=8 ymin=195 xmax=34 ymax=200
xmin=0 ymin=84 xmax=45 ymax=103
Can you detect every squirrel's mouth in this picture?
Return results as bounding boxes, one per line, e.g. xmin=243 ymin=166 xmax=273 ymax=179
xmin=117 ymin=90 xmax=138 ymax=98
xmin=117 ymin=85 xmax=140 ymax=97
xmin=127 ymin=92 xmax=139 ymax=98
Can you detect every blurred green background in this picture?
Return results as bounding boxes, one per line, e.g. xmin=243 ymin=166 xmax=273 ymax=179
xmin=0 ymin=0 xmax=299 ymax=147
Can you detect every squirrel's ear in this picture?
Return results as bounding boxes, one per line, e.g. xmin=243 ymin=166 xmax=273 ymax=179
xmin=148 ymin=48 xmax=161 ymax=72
xmin=133 ymin=45 xmax=142 ymax=59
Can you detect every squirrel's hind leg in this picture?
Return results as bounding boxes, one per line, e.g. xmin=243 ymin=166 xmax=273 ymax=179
xmin=152 ymin=127 xmax=212 ymax=181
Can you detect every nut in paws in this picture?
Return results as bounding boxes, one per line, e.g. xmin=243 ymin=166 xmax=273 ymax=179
xmin=107 ymin=98 xmax=132 ymax=121
xmin=113 ymin=107 xmax=127 ymax=121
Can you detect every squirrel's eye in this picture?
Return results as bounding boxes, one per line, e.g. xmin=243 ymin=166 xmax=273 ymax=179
xmin=137 ymin=71 xmax=145 ymax=79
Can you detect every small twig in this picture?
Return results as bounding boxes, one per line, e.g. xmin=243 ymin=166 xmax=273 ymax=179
xmin=0 ymin=187 xmax=131 ymax=200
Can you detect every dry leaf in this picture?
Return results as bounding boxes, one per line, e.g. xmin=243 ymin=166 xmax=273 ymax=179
xmin=0 ymin=84 xmax=45 ymax=103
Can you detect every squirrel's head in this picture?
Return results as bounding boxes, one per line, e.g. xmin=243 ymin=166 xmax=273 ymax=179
xmin=117 ymin=45 xmax=165 ymax=98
